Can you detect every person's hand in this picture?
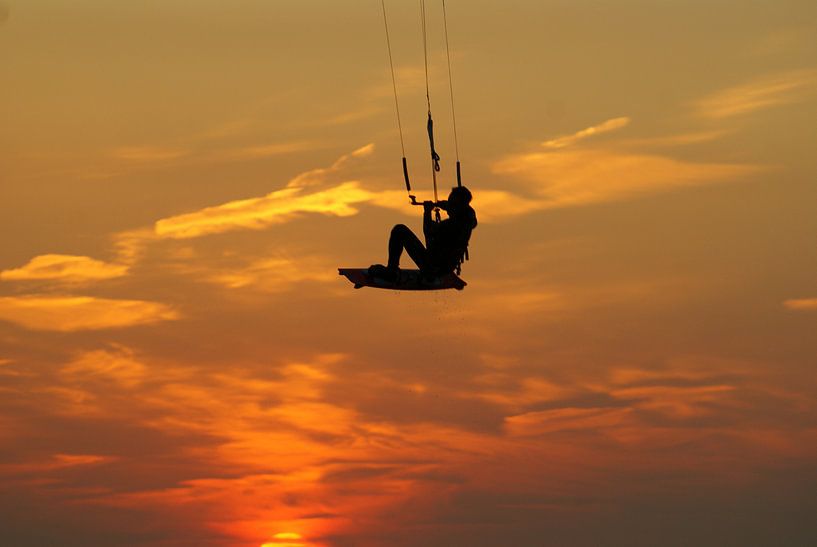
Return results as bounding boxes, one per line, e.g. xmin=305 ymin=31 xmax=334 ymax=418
xmin=423 ymin=200 xmax=435 ymax=213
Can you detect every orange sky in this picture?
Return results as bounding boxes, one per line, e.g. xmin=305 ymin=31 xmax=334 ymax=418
xmin=2 ymin=1 xmax=817 ymax=545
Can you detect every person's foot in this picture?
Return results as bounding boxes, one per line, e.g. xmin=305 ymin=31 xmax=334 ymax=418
xmin=368 ymin=264 xmax=398 ymax=282
xmin=419 ymin=270 xmax=441 ymax=286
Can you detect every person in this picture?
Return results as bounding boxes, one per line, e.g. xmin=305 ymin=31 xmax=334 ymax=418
xmin=369 ymin=186 xmax=477 ymax=282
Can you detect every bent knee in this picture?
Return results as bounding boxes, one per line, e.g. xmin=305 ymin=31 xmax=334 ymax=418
xmin=391 ymin=224 xmax=410 ymax=235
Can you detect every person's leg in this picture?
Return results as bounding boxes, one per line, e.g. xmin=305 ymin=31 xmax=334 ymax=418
xmin=388 ymin=224 xmax=427 ymax=270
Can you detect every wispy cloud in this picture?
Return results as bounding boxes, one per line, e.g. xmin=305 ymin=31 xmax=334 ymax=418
xmin=227 ymin=141 xmax=318 ymax=160
xmin=324 ymin=106 xmax=384 ymax=126
xmin=154 ymin=182 xmax=375 ymax=240
xmin=505 ymin=407 xmax=632 ymax=437
xmin=493 ymin=146 xmax=760 ymax=210
xmin=0 ymin=454 xmax=114 ymax=475
xmin=542 ymin=117 xmax=631 ymax=148
xmin=286 ymin=144 xmax=375 ymax=189
xmin=366 ymin=65 xmax=428 ymax=101
xmin=618 ymin=130 xmax=730 ymax=149
xmin=203 ymin=256 xmax=336 ymax=291
xmin=0 ymin=296 xmax=179 ymax=331
xmin=696 ymin=69 xmax=817 ymax=119
xmin=153 ymin=145 xmax=378 ymax=239
xmin=783 ymin=298 xmax=817 ymax=311
xmin=0 ymin=254 xmax=127 ymax=283
xmin=60 ymin=347 xmax=149 ymax=388
xmin=485 ymin=111 xmax=765 ymax=215
xmin=5 ymin=146 xmax=382 ymax=308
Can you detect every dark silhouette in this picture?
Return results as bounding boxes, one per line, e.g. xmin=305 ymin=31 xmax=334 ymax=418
xmin=369 ymin=186 xmax=477 ymax=282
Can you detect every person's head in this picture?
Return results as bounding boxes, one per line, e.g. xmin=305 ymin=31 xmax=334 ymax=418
xmin=447 ymin=186 xmax=472 ymax=210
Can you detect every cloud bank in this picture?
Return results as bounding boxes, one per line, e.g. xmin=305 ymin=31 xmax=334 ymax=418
xmin=696 ymin=69 xmax=817 ymax=119
xmin=494 ymin=148 xmax=759 ymax=209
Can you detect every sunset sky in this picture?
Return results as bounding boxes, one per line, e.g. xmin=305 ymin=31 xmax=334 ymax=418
xmin=2 ymin=1 xmax=817 ymax=545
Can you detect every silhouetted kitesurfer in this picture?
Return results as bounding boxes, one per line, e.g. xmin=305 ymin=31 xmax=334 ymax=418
xmin=369 ymin=186 xmax=477 ymax=282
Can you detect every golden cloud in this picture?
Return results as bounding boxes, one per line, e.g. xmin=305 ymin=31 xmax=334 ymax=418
xmin=618 ymin=130 xmax=730 ymax=149
xmin=0 ymin=254 xmax=128 ymax=283
xmin=493 ymin=147 xmax=760 ymax=210
xmin=783 ymin=298 xmax=817 ymax=311
xmin=542 ymin=117 xmax=631 ymax=148
xmin=154 ymin=182 xmax=376 ymax=239
xmin=204 ymin=256 xmax=336 ymax=291
xmin=286 ymin=143 xmax=375 ymax=189
xmin=369 ymin=188 xmax=544 ymax=224
xmin=695 ymin=69 xmax=817 ymax=119
xmin=152 ymin=144 xmax=378 ymax=240
xmin=325 ymin=105 xmax=383 ymax=125
xmin=3 ymin=146 xmax=379 ymax=299
xmin=0 ymin=296 xmax=179 ymax=331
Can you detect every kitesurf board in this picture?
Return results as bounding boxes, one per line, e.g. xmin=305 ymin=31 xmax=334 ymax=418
xmin=338 ymin=268 xmax=466 ymax=291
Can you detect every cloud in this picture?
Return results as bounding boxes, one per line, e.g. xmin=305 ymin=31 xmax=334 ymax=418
xmin=783 ymin=298 xmax=817 ymax=311
xmin=0 ymin=296 xmax=179 ymax=331
xmin=0 ymin=254 xmax=127 ymax=283
xmin=324 ymin=106 xmax=383 ymax=126
xmin=505 ymin=407 xmax=632 ymax=437
xmin=542 ymin=117 xmax=631 ymax=148
xmin=617 ymin=130 xmax=730 ymax=149
xmin=203 ymin=256 xmax=336 ymax=291
xmin=227 ymin=141 xmax=317 ymax=160
xmin=154 ymin=182 xmax=375 ymax=240
xmin=492 ymin=147 xmax=760 ymax=210
xmin=366 ymin=188 xmax=546 ymax=224
xmin=112 ymin=228 xmax=155 ymax=265
xmin=366 ymin=65 xmax=428 ymax=101
xmin=5 ymin=146 xmax=381 ymax=303
xmin=485 ymin=114 xmax=765 ymax=216
xmin=61 ymin=347 xmax=148 ymax=388
xmin=152 ymin=144 xmax=378 ymax=240
xmin=464 ymin=190 xmax=552 ymax=222
xmin=695 ymin=69 xmax=817 ymax=119
xmin=286 ymin=144 xmax=375 ymax=189
xmin=0 ymin=454 xmax=114 ymax=475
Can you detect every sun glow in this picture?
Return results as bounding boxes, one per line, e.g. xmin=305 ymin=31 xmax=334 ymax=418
xmin=262 ymin=533 xmax=306 ymax=547
xmin=273 ymin=533 xmax=303 ymax=540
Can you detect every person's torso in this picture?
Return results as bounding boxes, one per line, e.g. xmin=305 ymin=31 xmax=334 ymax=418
xmin=427 ymin=209 xmax=476 ymax=266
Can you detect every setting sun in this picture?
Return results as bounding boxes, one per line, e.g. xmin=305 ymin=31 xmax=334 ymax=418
xmin=262 ymin=532 xmax=306 ymax=547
